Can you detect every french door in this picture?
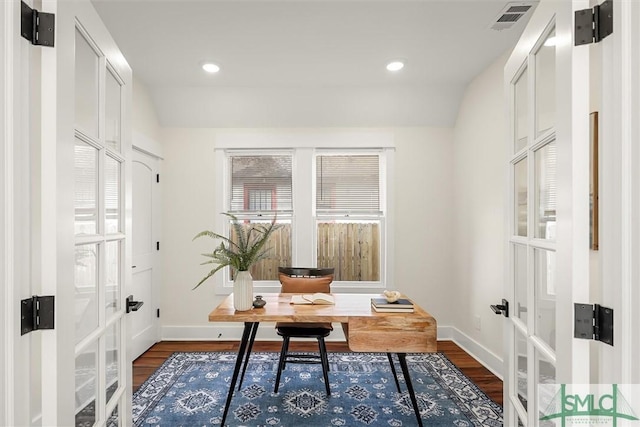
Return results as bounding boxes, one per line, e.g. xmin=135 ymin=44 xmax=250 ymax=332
xmin=504 ymin=1 xmax=591 ymax=426
xmin=39 ymin=1 xmax=133 ymax=425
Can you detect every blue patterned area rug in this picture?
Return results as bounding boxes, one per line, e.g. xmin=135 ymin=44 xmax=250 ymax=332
xmin=133 ymin=352 xmax=502 ymax=426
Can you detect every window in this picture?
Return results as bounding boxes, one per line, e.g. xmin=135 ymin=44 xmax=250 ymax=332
xmin=215 ymin=135 xmax=393 ymax=292
xmin=230 ymin=155 xmax=292 ymax=213
xmin=227 ymin=154 xmax=293 ymax=280
xmin=316 ymin=154 xmax=382 ymax=281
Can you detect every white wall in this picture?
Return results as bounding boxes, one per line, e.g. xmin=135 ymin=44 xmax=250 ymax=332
xmin=393 ymin=127 xmax=455 ymax=326
xmin=132 ymin=76 xmax=161 ymax=143
xmin=452 ymin=51 xmax=509 ymax=361
xmin=159 ymin=127 xmax=455 ymax=336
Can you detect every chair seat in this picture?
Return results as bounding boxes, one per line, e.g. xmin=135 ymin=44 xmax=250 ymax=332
xmin=276 ymin=324 xmax=332 ymax=337
xmin=276 ymin=322 xmax=333 ymax=331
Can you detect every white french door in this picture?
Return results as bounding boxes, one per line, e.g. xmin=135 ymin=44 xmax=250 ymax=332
xmin=38 ymin=0 xmax=133 ymax=425
xmin=504 ymin=1 xmax=591 ymax=426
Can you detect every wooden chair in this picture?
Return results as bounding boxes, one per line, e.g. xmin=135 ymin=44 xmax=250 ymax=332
xmin=274 ymin=267 xmax=334 ymax=395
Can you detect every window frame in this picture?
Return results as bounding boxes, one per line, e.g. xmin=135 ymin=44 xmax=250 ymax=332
xmin=213 ymin=133 xmax=395 ymax=294
xmin=313 ymin=149 xmax=386 ymax=290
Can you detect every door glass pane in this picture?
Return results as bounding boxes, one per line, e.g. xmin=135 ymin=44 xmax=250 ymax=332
xmin=105 ymin=155 xmax=121 ymax=234
xmin=514 ymin=244 xmax=528 ymax=326
xmin=105 ymin=69 xmax=122 ymax=151
xmin=515 ymin=329 xmax=528 ymax=410
xmin=514 ymin=67 xmax=528 ymax=152
xmin=535 ymin=29 xmax=556 ymax=136
xmin=75 ymin=139 xmax=98 ymax=235
xmin=75 ymin=244 xmax=98 ymax=343
xmin=535 ymin=249 xmax=556 ymax=350
xmin=105 ymin=240 xmax=120 ymax=320
xmin=535 ymin=141 xmax=557 ymax=239
xmin=75 ymin=341 xmax=98 ymax=427
xmin=317 ymin=220 xmax=380 ymax=281
xmin=106 ymin=322 xmax=119 ymax=405
xmin=536 ymin=350 xmax=557 ymax=426
xmin=514 ymin=158 xmax=528 ymax=236
xmin=107 ymin=405 xmax=119 ymax=427
xmin=75 ymin=29 xmax=99 ymax=138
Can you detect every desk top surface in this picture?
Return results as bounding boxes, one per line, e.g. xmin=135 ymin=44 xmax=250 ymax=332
xmin=208 ymin=293 xmax=435 ymax=323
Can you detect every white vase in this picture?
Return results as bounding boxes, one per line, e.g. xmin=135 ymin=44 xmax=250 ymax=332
xmin=233 ymin=270 xmax=254 ymax=311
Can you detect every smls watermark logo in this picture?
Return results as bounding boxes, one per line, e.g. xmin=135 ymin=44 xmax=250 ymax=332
xmin=539 ymin=384 xmax=640 ymax=426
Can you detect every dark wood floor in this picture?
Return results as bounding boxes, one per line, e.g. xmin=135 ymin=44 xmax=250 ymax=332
xmin=133 ymin=340 xmax=503 ymax=406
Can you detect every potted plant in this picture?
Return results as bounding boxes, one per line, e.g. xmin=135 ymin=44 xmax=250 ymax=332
xmin=193 ymin=212 xmax=279 ymax=311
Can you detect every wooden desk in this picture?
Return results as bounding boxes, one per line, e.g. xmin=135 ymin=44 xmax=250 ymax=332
xmin=208 ymin=293 xmax=437 ymax=426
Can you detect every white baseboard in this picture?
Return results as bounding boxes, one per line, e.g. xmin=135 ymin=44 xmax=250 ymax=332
xmin=161 ymin=324 xmax=347 ymax=342
xmin=439 ymin=326 xmax=504 ymax=380
xmin=161 ymin=324 xmax=503 ymax=379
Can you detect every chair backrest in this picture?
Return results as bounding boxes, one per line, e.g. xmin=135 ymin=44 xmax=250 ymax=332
xmin=278 ymin=267 xmax=334 ymax=293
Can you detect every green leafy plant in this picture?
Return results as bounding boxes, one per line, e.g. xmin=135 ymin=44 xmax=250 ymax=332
xmin=192 ymin=213 xmax=279 ymax=290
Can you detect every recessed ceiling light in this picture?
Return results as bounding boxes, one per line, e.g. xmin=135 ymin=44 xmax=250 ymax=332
xmin=386 ymin=60 xmax=405 ymax=72
xmin=202 ymin=62 xmax=220 ymax=73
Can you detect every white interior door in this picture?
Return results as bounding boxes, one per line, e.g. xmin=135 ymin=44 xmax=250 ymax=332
xmin=131 ymin=149 xmax=161 ymax=360
xmin=503 ymin=1 xmax=591 ymax=426
xmin=38 ymin=1 xmax=133 ymax=425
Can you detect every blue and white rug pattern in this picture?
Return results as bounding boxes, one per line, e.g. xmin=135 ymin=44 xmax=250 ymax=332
xmin=133 ymin=352 xmax=502 ymax=426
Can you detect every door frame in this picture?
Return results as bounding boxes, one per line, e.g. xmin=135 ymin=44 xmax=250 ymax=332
xmin=131 ymin=137 xmax=163 ymax=360
xmin=1 ymin=1 xmax=13 ymax=424
xmin=598 ymin=0 xmax=640 ymax=384
xmin=2 ymin=0 xmax=43 ymax=424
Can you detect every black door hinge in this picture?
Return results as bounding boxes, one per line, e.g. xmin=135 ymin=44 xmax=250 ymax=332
xmin=21 ymin=1 xmax=55 ymax=47
xmin=21 ymin=295 xmax=55 ymax=335
xmin=157 ymin=308 xmax=160 ymax=318
xmin=156 ymin=174 xmax=160 ymax=183
xmin=156 ymin=241 xmax=160 ymax=251
xmin=574 ymin=303 xmax=613 ymax=345
xmin=575 ymin=0 xmax=613 ymax=46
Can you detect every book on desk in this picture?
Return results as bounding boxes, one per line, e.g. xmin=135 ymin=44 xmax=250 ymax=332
xmin=290 ymin=293 xmax=335 ymax=305
xmin=371 ymin=297 xmax=415 ymax=313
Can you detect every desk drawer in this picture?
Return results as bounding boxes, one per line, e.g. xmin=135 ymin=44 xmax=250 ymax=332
xmin=346 ymin=316 xmax=437 ymax=353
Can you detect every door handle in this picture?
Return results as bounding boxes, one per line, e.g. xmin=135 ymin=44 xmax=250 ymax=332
xmin=490 ymin=299 xmax=509 ymax=317
xmin=126 ymin=295 xmax=144 ymax=313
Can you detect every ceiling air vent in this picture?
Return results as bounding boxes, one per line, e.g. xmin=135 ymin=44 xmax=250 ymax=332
xmin=489 ymin=2 xmax=535 ymax=31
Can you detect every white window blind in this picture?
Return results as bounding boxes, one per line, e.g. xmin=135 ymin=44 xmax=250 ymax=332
xmin=229 ymin=155 xmax=292 ymax=213
xmin=316 ymin=154 xmax=380 ymax=215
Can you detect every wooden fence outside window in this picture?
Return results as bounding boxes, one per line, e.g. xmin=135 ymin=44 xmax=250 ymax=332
xmin=232 ymin=223 xmax=380 ymax=282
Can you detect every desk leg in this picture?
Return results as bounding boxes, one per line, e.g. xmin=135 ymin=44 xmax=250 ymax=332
xmin=386 ymin=353 xmax=401 ymax=393
xmin=220 ymin=322 xmax=254 ymax=427
xmin=238 ymin=322 xmax=260 ymax=390
xmin=397 ymin=353 xmax=423 ymax=427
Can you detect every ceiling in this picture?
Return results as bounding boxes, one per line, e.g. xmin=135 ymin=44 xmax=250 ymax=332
xmin=92 ymin=0 xmax=535 ymax=128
